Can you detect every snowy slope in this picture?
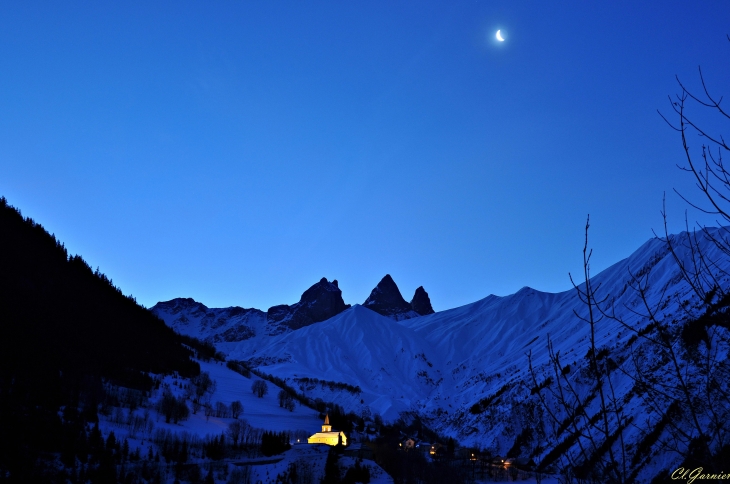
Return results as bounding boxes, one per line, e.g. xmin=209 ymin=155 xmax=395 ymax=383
xmin=243 ymin=304 xmax=443 ymax=420
xmin=218 ymin=233 xmax=722 ymax=422
xmin=96 ymin=359 xmax=396 ymax=484
xmin=154 ymin=228 xmax=730 ymax=479
xmin=105 ymin=359 xmax=325 ymax=440
xmin=151 ymin=298 xmax=284 ymax=354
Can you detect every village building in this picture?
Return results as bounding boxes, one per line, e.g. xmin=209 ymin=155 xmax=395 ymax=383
xmin=308 ymin=414 xmax=348 ymax=446
xmin=399 ymin=436 xmax=427 ymax=452
xmin=400 ymin=437 xmax=417 ymax=450
xmin=429 ymin=443 xmax=446 ymax=459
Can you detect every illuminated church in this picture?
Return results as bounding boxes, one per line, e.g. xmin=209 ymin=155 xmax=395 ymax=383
xmin=308 ymin=414 xmax=348 ymax=446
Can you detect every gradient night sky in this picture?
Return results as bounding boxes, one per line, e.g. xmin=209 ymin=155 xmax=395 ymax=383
xmin=2 ymin=2 xmax=729 ymax=311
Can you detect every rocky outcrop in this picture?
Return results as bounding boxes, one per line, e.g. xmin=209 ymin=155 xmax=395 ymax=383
xmin=153 ymin=297 xmax=209 ymax=319
xmin=363 ymin=275 xmax=435 ymax=319
xmin=410 ymin=286 xmax=435 ymax=315
xmin=361 ymin=275 xmax=417 ymax=320
xmin=154 ymin=277 xmax=434 ymax=338
xmin=266 ymin=277 xmax=350 ymax=330
xmin=151 ymin=297 xmax=264 ymax=342
xmin=153 ymin=279 xmax=351 ymax=340
xmin=363 ymin=274 xmax=412 ymax=316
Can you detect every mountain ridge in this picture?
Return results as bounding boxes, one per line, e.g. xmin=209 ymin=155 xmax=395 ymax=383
xmin=152 ymin=274 xmax=434 ymax=340
xmin=153 ymin=229 xmax=730 ymax=481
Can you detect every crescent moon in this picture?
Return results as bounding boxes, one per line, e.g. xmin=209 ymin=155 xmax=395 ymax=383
xmin=496 ymin=30 xmax=505 ymax=42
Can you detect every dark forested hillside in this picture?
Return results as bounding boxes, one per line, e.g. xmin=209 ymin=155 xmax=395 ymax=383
xmin=0 ymin=197 xmax=199 ymax=481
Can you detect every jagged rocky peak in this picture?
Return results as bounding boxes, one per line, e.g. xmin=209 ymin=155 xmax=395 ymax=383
xmin=363 ymin=275 xmax=435 ymax=319
xmin=153 ymin=297 xmax=209 ymax=316
xmin=363 ymin=274 xmax=414 ymax=317
xmin=299 ymin=277 xmax=350 ymax=320
xmin=150 ymin=297 xmax=265 ymax=341
xmin=410 ymin=286 xmax=434 ymax=315
xmin=266 ymin=277 xmax=350 ymax=330
xmin=152 ymin=297 xmax=263 ymax=319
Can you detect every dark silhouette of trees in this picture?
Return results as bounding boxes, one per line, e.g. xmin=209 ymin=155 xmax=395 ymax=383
xmin=157 ymin=390 xmax=190 ymax=424
xmin=616 ymin=48 xmax=730 ymax=474
xmin=252 ymin=380 xmax=268 ymax=398
xmin=529 ymin=218 xmax=630 ymax=483
xmin=0 ymin=197 xmax=200 ymax=480
xmin=230 ymin=400 xmax=244 ymax=419
xmin=528 ymin=45 xmax=730 ymax=481
xmin=214 ymin=401 xmax=230 ymax=418
xmin=226 ymin=360 xmax=252 ymax=378
xmin=204 ymin=434 xmax=226 ymax=460
xmin=190 ymin=372 xmax=216 ymax=414
xmin=342 ymin=459 xmax=371 ymax=484
xmin=277 ymin=389 xmax=296 ymax=411
xmin=321 ymin=447 xmax=342 ymax=484
xmin=227 ymin=419 xmax=249 ymax=448
xmin=260 ymin=431 xmax=291 ymax=456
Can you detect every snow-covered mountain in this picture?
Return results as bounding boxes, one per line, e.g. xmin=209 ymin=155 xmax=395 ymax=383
xmin=153 ymin=277 xmax=352 ymax=345
xmin=153 ymin=229 xmax=730 ymax=480
xmin=152 ymin=275 xmax=434 ymax=349
xmin=152 ymin=297 xmax=268 ymax=343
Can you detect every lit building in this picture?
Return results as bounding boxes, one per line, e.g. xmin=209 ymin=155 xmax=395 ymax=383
xmin=308 ymin=414 xmax=348 ymax=446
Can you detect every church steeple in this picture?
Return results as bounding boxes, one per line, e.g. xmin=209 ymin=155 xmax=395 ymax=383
xmin=322 ymin=414 xmax=332 ymax=432
xmin=308 ymin=413 xmax=348 ymax=446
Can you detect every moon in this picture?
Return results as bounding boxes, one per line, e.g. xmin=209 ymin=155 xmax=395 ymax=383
xmin=496 ymin=30 xmax=505 ymax=42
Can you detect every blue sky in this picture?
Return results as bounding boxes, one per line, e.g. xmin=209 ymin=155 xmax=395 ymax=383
xmin=2 ymin=1 xmax=729 ymax=311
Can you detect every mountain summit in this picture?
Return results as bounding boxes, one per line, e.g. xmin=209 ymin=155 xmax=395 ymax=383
xmin=152 ymin=277 xmax=351 ymax=340
xmin=267 ymin=277 xmax=350 ymax=330
xmin=410 ymin=286 xmax=434 ymax=315
xmin=362 ymin=274 xmax=432 ymax=319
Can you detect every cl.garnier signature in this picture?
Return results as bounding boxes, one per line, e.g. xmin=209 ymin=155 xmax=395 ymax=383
xmin=672 ymin=467 xmax=730 ymax=483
